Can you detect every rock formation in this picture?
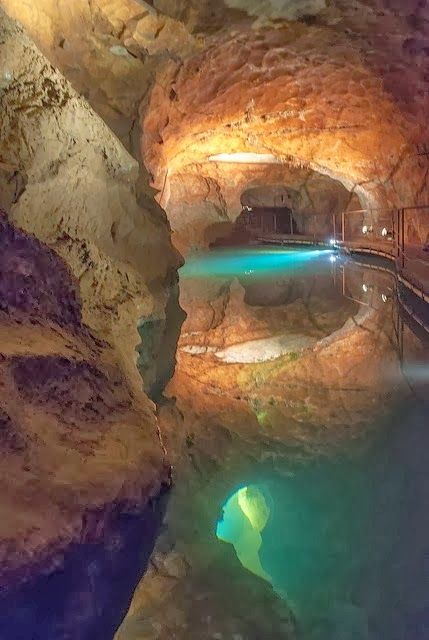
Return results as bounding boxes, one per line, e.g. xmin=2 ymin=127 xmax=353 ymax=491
xmin=0 ymin=7 xmax=183 ymax=398
xmin=2 ymin=0 xmax=428 ymax=250
xmin=0 ymin=212 xmax=168 ymax=598
xmin=0 ymin=1 xmax=428 ymax=638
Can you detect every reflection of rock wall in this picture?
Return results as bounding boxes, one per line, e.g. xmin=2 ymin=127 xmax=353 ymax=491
xmin=0 ymin=213 xmax=168 ymax=594
xmin=115 ymin=400 xmax=297 ymax=640
xmin=173 ymin=262 xmax=408 ymax=449
xmin=0 ymin=8 xmax=182 ymax=397
xmin=179 ymin=270 xmax=354 ymax=350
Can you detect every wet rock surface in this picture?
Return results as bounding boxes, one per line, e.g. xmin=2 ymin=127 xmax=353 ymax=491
xmin=115 ymin=401 xmax=298 ymax=640
xmin=0 ymin=214 xmax=169 ymax=619
xmin=116 ymin=256 xmax=427 ymax=640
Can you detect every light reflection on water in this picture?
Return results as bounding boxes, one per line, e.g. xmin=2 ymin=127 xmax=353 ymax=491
xmin=180 ymin=247 xmax=335 ymax=280
xmin=179 ymin=247 xmax=429 ymax=640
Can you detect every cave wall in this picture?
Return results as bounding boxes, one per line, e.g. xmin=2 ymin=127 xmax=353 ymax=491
xmin=0 ymin=212 xmax=168 ymax=594
xmin=143 ymin=21 xmax=429 ymax=215
xmin=0 ymin=0 xmax=198 ymax=152
xmin=2 ymin=1 xmax=428 ymax=251
xmin=0 ymin=7 xmax=183 ymax=397
xmin=164 ymin=173 xmax=230 ymax=253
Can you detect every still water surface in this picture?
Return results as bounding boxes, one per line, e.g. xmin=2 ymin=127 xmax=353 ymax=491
xmin=179 ymin=247 xmax=429 ymax=640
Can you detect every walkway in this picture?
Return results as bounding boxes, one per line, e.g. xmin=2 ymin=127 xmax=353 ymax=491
xmin=255 ymin=233 xmax=429 ymax=301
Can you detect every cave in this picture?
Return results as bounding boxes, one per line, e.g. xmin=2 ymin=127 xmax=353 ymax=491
xmin=0 ymin=2 xmax=428 ymax=640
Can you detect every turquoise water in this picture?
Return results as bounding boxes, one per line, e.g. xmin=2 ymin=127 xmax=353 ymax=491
xmin=180 ymin=247 xmax=335 ymax=280
xmin=215 ymin=407 xmax=428 ymax=640
xmin=179 ymin=247 xmax=428 ymax=640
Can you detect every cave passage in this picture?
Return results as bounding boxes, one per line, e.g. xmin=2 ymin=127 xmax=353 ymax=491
xmin=1 ymin=2 xmax=429 ymax=640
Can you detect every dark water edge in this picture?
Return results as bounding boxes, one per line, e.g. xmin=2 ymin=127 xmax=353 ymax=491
xmin=0 ymin=494 xmax=168 ymax=640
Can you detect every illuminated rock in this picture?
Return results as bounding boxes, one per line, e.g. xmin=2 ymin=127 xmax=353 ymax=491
xmin=0 ymin=7 xmax=183 ymax=398
xmin=0 ymin=213 xmax=168 ymax=598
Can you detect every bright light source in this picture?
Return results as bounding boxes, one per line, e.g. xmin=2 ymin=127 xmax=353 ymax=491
xmin=330 ymin=255 xmax=337 ymax=263
xmin=362 ymin=225 xmax=373 ymax=235
xmin=381 ymin=227 xmax=392 ymax=239
xmin=329 ymin=238 xmax=336 ymax=246
xmin=208 ymin=152 xmax=279 ymax=164
xmin=381 ymin=293 xmax=388 ymax=303
xmin=362 ymin=284 xmax=368 ymax=293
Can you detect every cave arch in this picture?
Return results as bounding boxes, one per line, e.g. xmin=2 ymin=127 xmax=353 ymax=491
xmin=143 ymin=24 xmax=428 ymax=243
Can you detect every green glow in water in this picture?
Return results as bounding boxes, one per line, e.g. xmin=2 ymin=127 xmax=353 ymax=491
xmin=216 ymin=485 xmax=271 ymax=583
xmin=180 ymin=247 xmax=334 ymax=280
xmin=216 ymin=459 xmax=376 ymax=638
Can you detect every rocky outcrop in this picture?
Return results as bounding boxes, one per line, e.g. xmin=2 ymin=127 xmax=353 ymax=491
xmin=0 ymin=0 xmax=198 ymax=152
xmin=142 ymin=5 xmax=429 ymax=249
xmin=0 ymin=213 xmax=168 ymax=595
xmin=0 ymin=7 xmax=183 ymax=398
xmin=164 ymin=173 xmax=230 ymax=252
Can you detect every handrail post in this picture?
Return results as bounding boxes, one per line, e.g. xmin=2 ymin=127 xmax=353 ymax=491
xmin=342 ymin=211 xmax=345 ymax=243
xmin=395 ymin=209 xmax=400 ymax=258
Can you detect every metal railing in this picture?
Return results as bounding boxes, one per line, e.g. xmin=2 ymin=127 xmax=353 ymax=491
xmin=245 ymin=204 xmax=428 ymax=300
xmin=397 ymin=206 xmax=429 ymax=297
xmin=340 ymin=206 xmax=429 ymax=300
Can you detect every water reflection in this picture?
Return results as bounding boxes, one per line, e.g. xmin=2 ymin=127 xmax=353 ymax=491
xmin=215 ymin=398 xmax=428 ymax=640
xmin=178 ymin=247 xmax=428 ymax=640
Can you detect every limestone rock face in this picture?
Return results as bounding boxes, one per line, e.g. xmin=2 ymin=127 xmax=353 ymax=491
xmin=0 ymin=0 xmax=198 ymax=151
xmin=2 ymin=0 xmax=428 ymax=251
xmin=165 ymin=173 xmax=230 ymax=252
xmin=0 ymin=212 xmax=168 ymax=589
xmin=144 ymin=24 xmax=426 ymax=206
xmin=142 ymin=4 xmax=429 ymax=249
xmin=0 ymin=7 xmax=183 ymax=398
